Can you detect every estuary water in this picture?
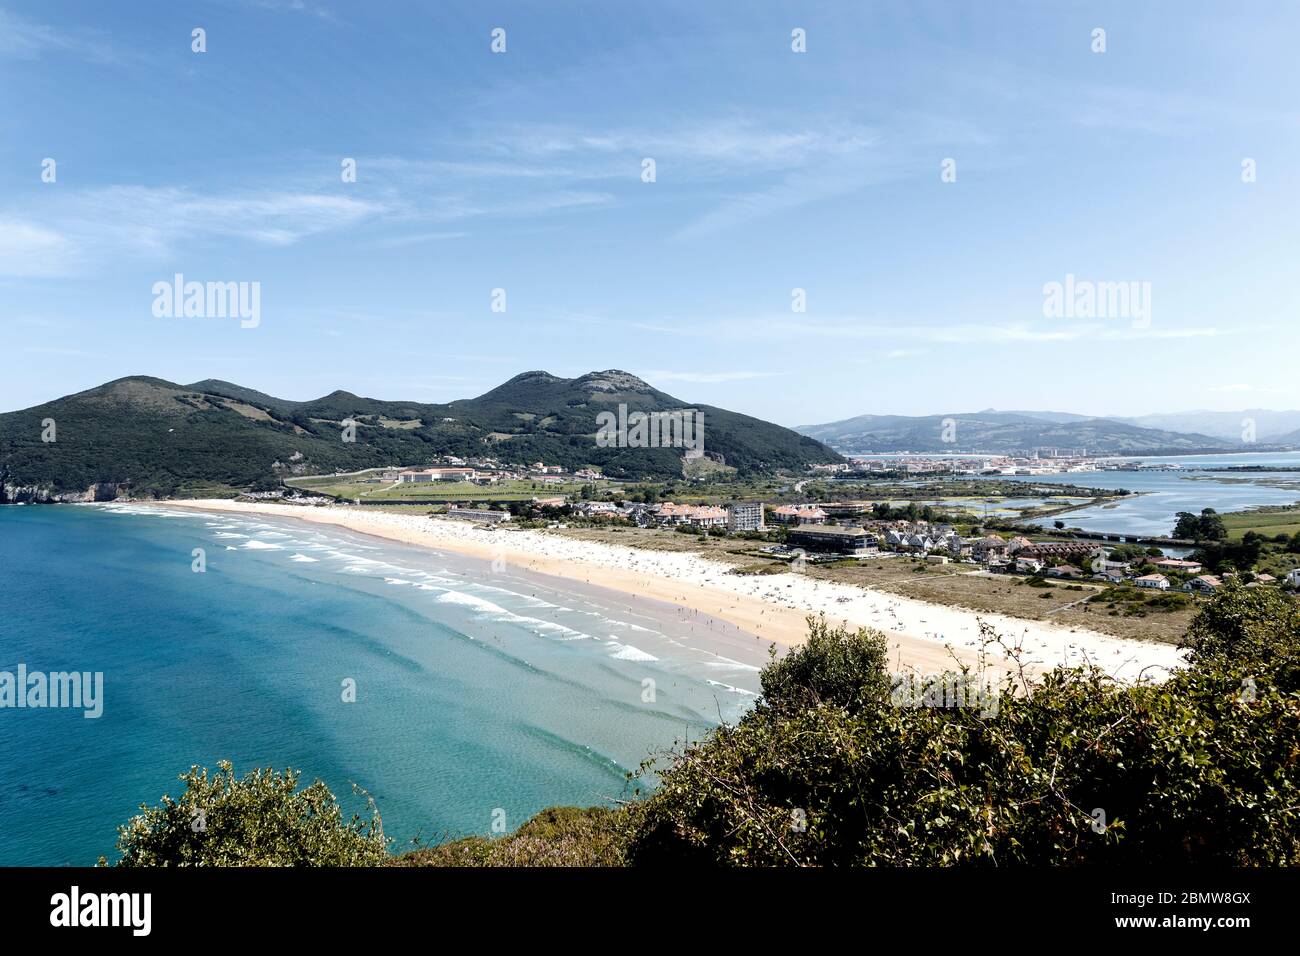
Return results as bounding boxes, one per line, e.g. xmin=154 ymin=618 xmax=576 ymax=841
xmin=992 ymin=451 xmax=1300 ymax=537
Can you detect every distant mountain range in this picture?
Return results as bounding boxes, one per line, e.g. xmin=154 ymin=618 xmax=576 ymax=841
xmin=795 ymin=408 xmax=1296 ymax=455
xmin=1108 ymin=409 xmax=1300 ymax=443
xmin=0 ymin=371 xmax=841 ymax=500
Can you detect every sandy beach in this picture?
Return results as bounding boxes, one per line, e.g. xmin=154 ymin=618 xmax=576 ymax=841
xmin=144 ymin=499 xmax=1186 ymax=682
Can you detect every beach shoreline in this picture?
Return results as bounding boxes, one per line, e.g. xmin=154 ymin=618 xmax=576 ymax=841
xmin=128 ymin=499 xmax=1186 ymax=681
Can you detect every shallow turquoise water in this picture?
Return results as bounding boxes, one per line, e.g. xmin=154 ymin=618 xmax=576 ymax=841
xmin=0 ymin=505 xmax=765 ymax=865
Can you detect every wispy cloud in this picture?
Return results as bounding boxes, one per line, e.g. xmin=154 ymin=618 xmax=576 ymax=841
xmin=883 ymin=348 xmax=926 ymax=359
xmin=492 ymin=119 xmax=876 ymax=173
xmin=0 ymin=219 xmax=78 ymax=277
xmin=444 ymin=117 xmax=920 ymax=239
xmin=368 ymin=230 xmax=467 ymax=249
xmin=0 ymin=176 xmax=613 ymax=277
xmin=0 ymin=187 xmax=385 ymax=276
xmin=0 ymin=8 xmax=122 ymax=63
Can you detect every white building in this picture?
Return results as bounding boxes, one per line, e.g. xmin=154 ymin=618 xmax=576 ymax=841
xmin=400 ymin=467 xmax=476 ymax=483
xmin=726 ymin=502 xmax=766 ymax=532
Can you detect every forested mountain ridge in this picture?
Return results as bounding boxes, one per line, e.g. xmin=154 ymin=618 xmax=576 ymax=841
xmin=0 ymin=371 xmax=841 ymax=499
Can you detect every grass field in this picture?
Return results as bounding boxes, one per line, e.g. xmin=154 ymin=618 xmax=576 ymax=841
xmin=285 ymin=476 xmax=610 ymax=502
xmin=1221 ymin=505 xmax=1300 ymax=541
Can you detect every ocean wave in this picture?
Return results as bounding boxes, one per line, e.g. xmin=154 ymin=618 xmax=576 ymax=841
xmin=528 ymin=620 xmax=592 ymax=640
xmin=436 ymin=591 xmax=596 ymax=642
xmin=702 ymin=657 xmax=763 ymax=673
xmin=241 ymin=540 xmax=282 ymax=550
xmin=608 ymin=642 xmax=659 ymax=662
xmin=706 ymin=680 xmax=759 ymax=696
xmin=104 ymin=505 xmax=193 ymax=518
xmin=436 ymin=591 xmax=510 ymax=615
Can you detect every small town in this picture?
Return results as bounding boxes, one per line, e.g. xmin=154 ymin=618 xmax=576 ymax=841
xmin=261 ymin=454 xmax=1300 ymax=601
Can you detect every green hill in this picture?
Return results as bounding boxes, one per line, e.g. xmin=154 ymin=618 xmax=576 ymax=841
xmin=0 ymin=370 xmax=840 ymax=500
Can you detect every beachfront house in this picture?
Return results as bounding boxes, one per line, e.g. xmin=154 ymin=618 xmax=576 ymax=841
xmin=652 ymin=502 xmax=726 ymax=528
xmin=1006 ymin=536 xmax=1035 ymax=554
xmin=1019 ymin=542 xmax=1103 ymax=564
xmin=1154 ymin=558 xmax=1203 ymax=574
xmin=971 ymin=535 xmax=1009 ymax=562
xmin=1188 ymin=575 xmax=1222 ymax=593
xmin=685 ymin=506 xmax=727 ymax=528
xmin=1135 ymin=573 xmax=1171 ymax=591
xmin=770 ymin=504 xmax=829 ymax=526
xmin=1015 ymin=555 xmax=1045 ymax=574
xmin=1286 ymin=569 xmax=1300 ymax=588
xmin=651 ymin=502 xmax=694 ymax=526
xmin=1045 ymin=564 xmax=1084 ymax=580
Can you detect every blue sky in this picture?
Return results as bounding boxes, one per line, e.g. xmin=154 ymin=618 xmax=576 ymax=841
xmin=2 ymin=0 xmax=1298 ymax=426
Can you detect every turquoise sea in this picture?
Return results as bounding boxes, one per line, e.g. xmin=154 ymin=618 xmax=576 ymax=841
xmin=0 ymin=505 xmax=766 ymax=865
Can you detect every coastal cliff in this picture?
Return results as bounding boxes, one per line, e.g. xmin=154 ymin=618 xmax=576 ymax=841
xmin=0 ymin=480 xmax=121 ymax=504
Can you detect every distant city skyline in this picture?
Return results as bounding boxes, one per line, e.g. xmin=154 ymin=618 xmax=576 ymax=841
xmin=3 ymin=1 xmax=1298 ymax=426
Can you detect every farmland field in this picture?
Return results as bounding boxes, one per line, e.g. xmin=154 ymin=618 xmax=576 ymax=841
xmin=285 ymin=474 xmax=611 ymax=502
xmin=1220 ymin=505 xmax=1300 ymax=540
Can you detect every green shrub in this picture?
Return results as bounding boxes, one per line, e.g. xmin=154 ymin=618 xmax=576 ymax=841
xmin=758 ymin=615 xmax=890 ymax=715
xmin=623 ymin=589 xmax=1300 ymax=865
xmin=396 ymin=806 xmax=626 ymax=867
xmin=107 ymin=761 xmax=389 ymax=866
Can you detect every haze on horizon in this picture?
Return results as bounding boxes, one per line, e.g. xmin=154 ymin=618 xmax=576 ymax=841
xmin=2 ymin=1 xmax=1298 ymax=428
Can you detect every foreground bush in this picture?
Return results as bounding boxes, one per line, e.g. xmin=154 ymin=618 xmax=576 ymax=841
xmin=624 ymin=588 xmax=1300 ymax=865
xmin=396 ymin=807 xmax=626 ymax=867
xmin=108 ymin=761 xmax=389 ymax=866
